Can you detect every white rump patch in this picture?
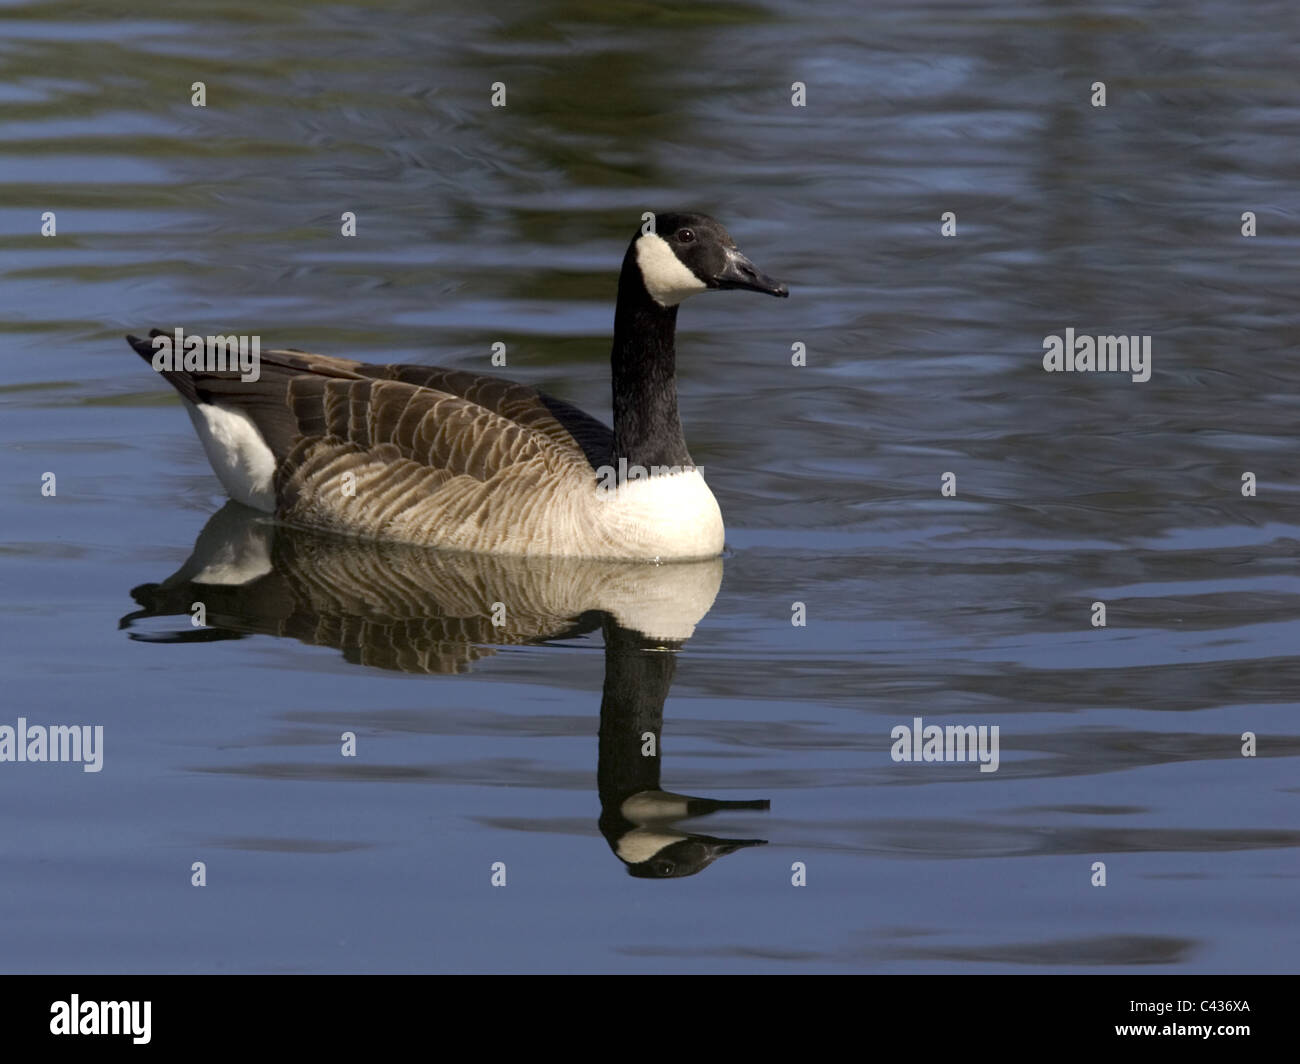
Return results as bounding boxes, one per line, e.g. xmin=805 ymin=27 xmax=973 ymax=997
xmin=183 ymin=401 xmax=277 ymax=513
xmin=635 ymin=232 xmax=707 ymax=306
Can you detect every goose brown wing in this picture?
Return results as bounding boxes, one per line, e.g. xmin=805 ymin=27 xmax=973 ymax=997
xmin=357 ymin=362 xmax=613 ymax=470
xmin=128 ymin=331 xmax=612 ymax=471
xmin=127 ymin=334 xmax=611 ymax=547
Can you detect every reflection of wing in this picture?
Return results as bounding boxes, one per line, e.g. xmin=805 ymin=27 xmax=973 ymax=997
xmin=121 ymin=503 xmax=722 ymax=674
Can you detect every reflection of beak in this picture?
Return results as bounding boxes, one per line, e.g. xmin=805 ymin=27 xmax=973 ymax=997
xmin=714 ymin=247 xmax=789 ymax=297
xmin=703 ymin=837 xmax=768 ymax=859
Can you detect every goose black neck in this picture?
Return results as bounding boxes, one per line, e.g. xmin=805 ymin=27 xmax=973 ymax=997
xmin=611 ymin=251 xmax=694 ymax=470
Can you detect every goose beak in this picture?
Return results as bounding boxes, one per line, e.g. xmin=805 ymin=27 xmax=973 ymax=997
xmin=713 ymin=247 xmax=789 ymax=297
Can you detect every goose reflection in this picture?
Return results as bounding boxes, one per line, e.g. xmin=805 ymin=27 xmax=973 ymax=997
xmin=121 ymin=502 xmax=769 ymax=877
xmin=598 ymin=619 xmax=767 ymax=877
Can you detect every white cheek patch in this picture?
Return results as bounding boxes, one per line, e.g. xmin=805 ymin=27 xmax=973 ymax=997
xmin=635 ymin=232 xmax=707 ymax=306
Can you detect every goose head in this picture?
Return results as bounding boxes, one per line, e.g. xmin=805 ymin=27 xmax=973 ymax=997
xmin=631 ymin=211 xmax=789 ymax=307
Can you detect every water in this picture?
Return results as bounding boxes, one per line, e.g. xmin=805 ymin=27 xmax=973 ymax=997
xmin=1 ymin=0 xmax=1298 ymax=972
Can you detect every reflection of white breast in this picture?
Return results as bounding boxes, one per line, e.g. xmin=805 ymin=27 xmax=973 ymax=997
xmin=552 ymin=552 xmax=724 ymax=642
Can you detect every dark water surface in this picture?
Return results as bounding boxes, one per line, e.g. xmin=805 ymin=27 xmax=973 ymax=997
xmin=1 ymin=0 xmax=1298 ymax=972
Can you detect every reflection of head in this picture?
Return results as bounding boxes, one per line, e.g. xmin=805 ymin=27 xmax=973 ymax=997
xmin=620 ymin=832 xmax=768 ymax=880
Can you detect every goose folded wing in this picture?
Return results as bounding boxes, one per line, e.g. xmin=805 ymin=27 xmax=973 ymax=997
xmin=357 ymin=362 xmax=614 ymax=470
xmin=195 ymin=358 xmax=599 ymax=544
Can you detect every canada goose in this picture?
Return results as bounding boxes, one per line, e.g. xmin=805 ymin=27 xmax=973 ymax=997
xmin=126 ymin=213 xmax=787 ymax=560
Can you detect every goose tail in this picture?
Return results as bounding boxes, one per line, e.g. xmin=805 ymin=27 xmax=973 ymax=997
xmin=126 ymin=328 xmax=201 ymax=404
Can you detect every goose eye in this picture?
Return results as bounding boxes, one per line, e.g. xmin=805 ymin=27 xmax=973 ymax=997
xmin=657 ymin=861 xmax=675 ymax=875
xmin=676 ymin=228 xmax=695 ymax=243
